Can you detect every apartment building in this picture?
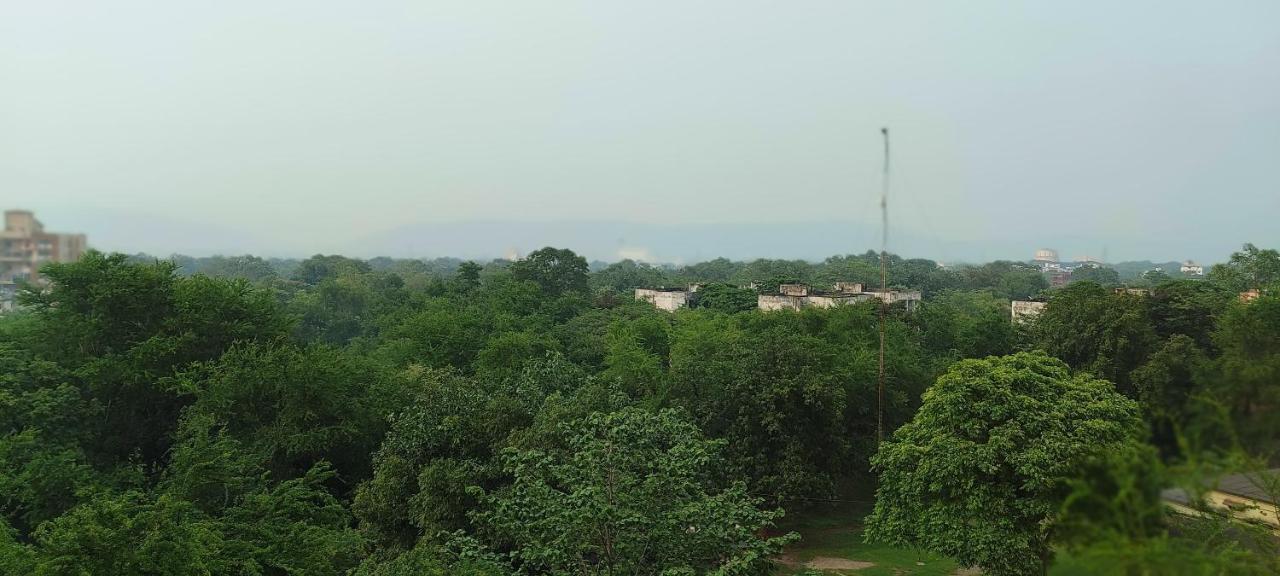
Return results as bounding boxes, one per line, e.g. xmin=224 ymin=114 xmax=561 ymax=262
xmin=1 ymin=209 xmax=87 ymax=288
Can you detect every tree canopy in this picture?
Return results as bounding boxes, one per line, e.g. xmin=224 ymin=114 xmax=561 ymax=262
xmin=866 ymin=353 xmax=1147 ymax=576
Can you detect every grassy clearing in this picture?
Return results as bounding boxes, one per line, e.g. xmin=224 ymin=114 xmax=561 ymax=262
xmin=772 ymin=498 xmax=1101 ymax=575
xmin=773 ymin=499 xmax=959 ymax=576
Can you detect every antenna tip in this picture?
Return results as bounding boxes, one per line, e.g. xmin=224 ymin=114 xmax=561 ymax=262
xmin=881 ymin=127 xmax=888 ymax=134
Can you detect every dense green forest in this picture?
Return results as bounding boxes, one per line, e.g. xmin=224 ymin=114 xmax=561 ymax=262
xmin=2 ymin=244 xmax=1279 ymax=574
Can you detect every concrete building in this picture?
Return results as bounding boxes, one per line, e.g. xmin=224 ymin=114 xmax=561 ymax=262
xmin=1033 ymin=249 xmax=1059 ymax=266
xmin=634 ymin=288 xmax=691 ymax=312
xmin=759 ymin=283 xmax=920 ymax=313
xmin=862 ymin=289 xmax=923 ymax=312
xmin=1 ymin=211 xmax=87 ymax=310
xmin=1181 ymin=260 xmax=1204 ymax=276
xmin=1114 ymin=287 xmax=1152 ymax=297
xmin=778 ymin=284 xmax=809 ymax=297
xmin=1163 ymin=469 xmax=1280 ymax=533
xmin=1011 ymin=300 xmax=1047 ymax=322
xmin=1240 ymin=289 xmax=1262 ymax=303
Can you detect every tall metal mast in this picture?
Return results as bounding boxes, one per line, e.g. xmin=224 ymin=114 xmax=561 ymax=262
xmin=878 ymin=127 xmax=889 ymax=444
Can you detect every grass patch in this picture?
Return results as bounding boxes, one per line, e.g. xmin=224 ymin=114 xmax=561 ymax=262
xmin=774 ymin=499 xmax=958 ymax=575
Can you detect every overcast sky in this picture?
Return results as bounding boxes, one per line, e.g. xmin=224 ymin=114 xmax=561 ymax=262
xmin=3 ymin=1 xmax=1277 ymax=263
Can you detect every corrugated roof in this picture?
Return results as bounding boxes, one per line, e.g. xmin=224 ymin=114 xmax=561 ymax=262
xmin=1214 ymin=469 xmax=1280 ymax=504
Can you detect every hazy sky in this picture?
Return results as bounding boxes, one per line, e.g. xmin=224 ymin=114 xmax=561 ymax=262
xmin=3 ymin=1 xmax=1277 ymax=263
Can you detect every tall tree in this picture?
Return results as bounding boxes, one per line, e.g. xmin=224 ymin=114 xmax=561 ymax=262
xmin=866 ymin=353 xmax=1147 ymax=576
xmin=473 ymin=408 xmax=795 ymax=575
xmin=1208 ymin=243 xmax=1280 ymax=292
xmin=1212 ymin=294 xmax=1280 ymax=449
xmin=1035 ymin=282 xmax=1157 ymax=396
xmin=510 ymin=247 xmax=589 ymax=297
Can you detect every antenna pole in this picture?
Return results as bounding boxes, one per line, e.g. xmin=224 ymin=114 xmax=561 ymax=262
xmin=878 ymin=127 xmax=889 ymax=444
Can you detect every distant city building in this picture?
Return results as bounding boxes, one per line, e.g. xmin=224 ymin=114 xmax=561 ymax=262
xmin=2 ymin=210 xmax=87 ymax=311
xmin=634 ymin=288 xmax=692 ymax=312
xmin=1114 ymin=287 xmax=1151 ymax=297
xmin=758 ymin=283 xmax=920 ymax=313
xmin=1181 ymin=260 xmax=1204 ymax=276
xmin=1240 ymin=289 xmax=1262 ymax=303
xmin=1047 ymin=269 xmax=1070 ymax=288
xmin=1034 ymin=249 xmax=1059 ymax=264
xmin=1011 ymin=300 xmax=1047 ymax=322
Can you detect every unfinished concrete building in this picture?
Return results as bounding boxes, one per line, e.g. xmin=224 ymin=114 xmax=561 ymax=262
xmin=759 ymin=282 xmax=920 ymax=313
xmin=634 ymin=288 xmax=692 ymax=312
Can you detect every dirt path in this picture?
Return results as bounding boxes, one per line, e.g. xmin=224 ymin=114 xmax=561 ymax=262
xmin=806 ymin=556 xmax=875 ymax=570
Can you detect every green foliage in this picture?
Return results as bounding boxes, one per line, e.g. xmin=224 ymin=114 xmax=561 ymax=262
xmin=16 ymin=251 xmax=289 ymax=466
xmin=1212 ymin=293 xmax=1280 ymax=449
xmin=473 ymin=407 xmax=796 ymax=575
xmin=292 ymin=254 xmax=373 ymax=285
xmin=354 ymin=538 xmax=510 ymax=576
xmin=693 ymin=282 xmax=757 ymax=313
xmin=353 ymin=363 xmax=551 ymax=548
xmin=1069 ymin=264 xmax=1120 ymax=286
xmin=28 ymin=464 xmax=363 ymax=576
xmin=454 ymin=261 xmax=483 ymax=292
xmin=1130 ymin=335 xmax=1208 ymax=452
xmin=1207 ymin=243 xmax=1280 ymax=292
xmin=1146 ymin=280 xmax=1229 ymax=351
xmin=914 ymin=291 xmax=1013 ymax=359
xmin=1035 ymin=282 xmax=1157 ymax=395
xmin=179 ymin=342 xmax=401 ymax=482
xmin=589 ymin=259 xmax=673 ymax=294
xmin=866 ymin=353 xmax=1146 ymax=576
xmin=510 ymin=247 xmax=590 ymax=297
xmin=956 ymin=261 xmax=1047 ymax=300
xmin=7 ymin=246 xmax=1280 ymax=573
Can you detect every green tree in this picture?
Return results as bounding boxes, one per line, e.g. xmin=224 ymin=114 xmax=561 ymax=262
xmin=1207 ymin=243 xmax=1280 ymax=292
xmin=1212 ymin=294 xmax=1280 ymax=449
xmin=473 ymin=408 xmax=795 ymax=575
xmin=510 ymin=247 xmax=589 ymax=297
xmin=1130 ymin=335 xmax=1209 ymax=454
xmin=454 ymin=261 xmax=483 ymax=292
xmin=190 ymin=255 xmax=278 ymax=283
xmin=18 ymin=251 xmax=289 ymax=466
xmin=27 ymin=465 xmax=362 ymax=576
xmin=1147 ymin=279 xmax=1229 ymax=351
xmin=1070 ymin=264 xmax=1120 ymax=286
xmin=353 ymin=368 xmax=522 ymax=548
xmin=292 ymin=254 xmax=372 ymax=286
xmin=589 ymin=259 xmax=672 ymax=294
xmin=1035 ymin=282 xmax=1157 ymax=396
xmin=866 ymin=353 xmax=1146 ymax=576
xmin=914 ymin=291 xmax=1013 ymax=359
xmin=677 ymin=257 xmax=740 ymax=283
xmin=178 ymin=342 xmax=400 ymax=482
xmin=957 ymin=261 xmax=1047 ymax=300
xmin=692 ymin=282 xmax=757 ymax=313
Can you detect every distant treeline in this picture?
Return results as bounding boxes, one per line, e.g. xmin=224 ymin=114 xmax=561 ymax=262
xmin=130 ymin=251 xmax=1215 ymax=304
